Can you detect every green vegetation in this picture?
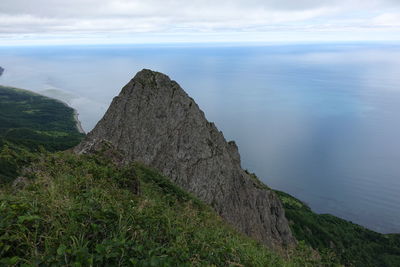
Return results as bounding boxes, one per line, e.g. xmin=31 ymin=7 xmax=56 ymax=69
xmin=0 ymin=151 xmax=328 ymax=266
xmin=275 ymin=190 xmax=400 ymax=267
xmin=0 ymin=86 xmax=84 ymax=183
xmin=0 ymin=85 xmax=84 ymax=152
xmin=245 ymin=169 xmax=271 ymax=190
xmin=0 ymin=142 xmax=36 ymax=184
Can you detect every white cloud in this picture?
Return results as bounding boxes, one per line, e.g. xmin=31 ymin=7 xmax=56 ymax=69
xmin=372 ymin=13 xmax=400 ymax=27
xmin=0 ymin=0 xmax=399 ymax=44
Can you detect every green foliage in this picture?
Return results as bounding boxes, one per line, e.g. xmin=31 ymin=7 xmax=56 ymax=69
xmin=0 ymin=141 xmax=37 ymax=184
xmin=275 ymin=190 xmax=400 ymax=267
xmin=0 ymin=152 xmax=291 ymax=266
xmin=0 ymin=86 xmax=85 ymax=183
xmin=135 ymin=163 xmax=205 ymax=209
xmin=244 ymin=169 xmax=271 ymax=190
xmin=0 ymin=85 xmax=84 ymax=152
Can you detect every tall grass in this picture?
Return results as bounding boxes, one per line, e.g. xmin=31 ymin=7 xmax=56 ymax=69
xmin=0 ymin=152 xmax=328 ymax=266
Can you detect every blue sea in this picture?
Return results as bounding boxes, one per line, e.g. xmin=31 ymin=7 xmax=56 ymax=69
xmin=1 ymin=42 xmax=400 ymax=233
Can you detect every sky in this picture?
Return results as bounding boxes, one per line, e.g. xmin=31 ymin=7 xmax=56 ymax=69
xmin=1 ymin=0 xmax=400 ymax=45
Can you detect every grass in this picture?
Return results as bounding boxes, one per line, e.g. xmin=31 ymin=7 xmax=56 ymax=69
xmin=0 ymin=151 xmax=331 ymax=266
xmin=0 ymin=86 xmax=84 ymax=183
xmin=0 ymin=141 xmax=37 ymax=184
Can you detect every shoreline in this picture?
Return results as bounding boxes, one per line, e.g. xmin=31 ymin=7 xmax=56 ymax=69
xmin=37 ymin=91 xmax=85 ymax=134
xmin=0 ymin=84 xmax=85 ymax=135
xmin=34 ymin=89 xmax=86 ymax=134
xmin=34 ymin=88 xmax=86 ymax=134
xmin=0 ymin=83 xmax=86 ymax=135
xmin=41 ymin=92 xmax=86 ymax=134
xmin=73 ymin=110 xmax=85 ymax=134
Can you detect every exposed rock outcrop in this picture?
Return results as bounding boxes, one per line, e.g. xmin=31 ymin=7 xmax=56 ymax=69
xmin=0 ymin=66 xmax=4 ymax=76
xmin=75 ymin=69 xmax=295 ymax=249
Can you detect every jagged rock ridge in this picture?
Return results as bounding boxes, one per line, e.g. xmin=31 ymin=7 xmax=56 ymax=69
xmin=75 ymin=69 xmax=295 ymax=248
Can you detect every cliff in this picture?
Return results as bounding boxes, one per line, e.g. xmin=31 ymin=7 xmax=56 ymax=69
xmin=75 ymin=69 xmax=295 ymax=248
xmin=0 ymin=66 xmax=4 ymax=76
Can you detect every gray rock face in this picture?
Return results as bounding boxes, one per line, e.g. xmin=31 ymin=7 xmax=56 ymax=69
xmin=75 ymin=69 xmax=295 ymax=249
xmin=0 ymin=66 xmax=4 ymax=76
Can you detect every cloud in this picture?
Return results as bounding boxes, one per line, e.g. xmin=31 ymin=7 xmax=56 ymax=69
xmin=372 ymin=13 xmax=400 ymax=27
xmin=0 ymin=0 xmax=399 ymax=43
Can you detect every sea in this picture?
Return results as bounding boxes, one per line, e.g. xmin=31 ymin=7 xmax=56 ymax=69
xmin=1 ymin=42 xmax=399 ymax=233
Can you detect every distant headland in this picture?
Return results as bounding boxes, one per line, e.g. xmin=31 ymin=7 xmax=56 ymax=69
xmin=0 ymin=66 xmax=4 ymax=76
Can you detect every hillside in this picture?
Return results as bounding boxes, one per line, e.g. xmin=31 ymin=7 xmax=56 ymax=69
xmin=275 ymin=190 xmax=400 ymax=267
xmin=0 ymin=150 xmax=326 ymax=266
xmin=0 ymin=86 xmax=84 ymax=183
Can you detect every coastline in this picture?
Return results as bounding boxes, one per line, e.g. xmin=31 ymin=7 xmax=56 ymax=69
xmin=37 ymin=91 xmax=85 ymax=134
xmin=73 ymin=110 xmax=85 ymax=134
xmin=33 ymin=88 xmax=85 ymax=134
xmin=0 ymin=83 xmax=86 ymax=135
xmin=39 ymin=91 xmax=85 ymax=134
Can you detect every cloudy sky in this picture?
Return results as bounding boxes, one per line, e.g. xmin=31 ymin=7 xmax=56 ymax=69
xmin=1 ymin=0 xmax=400 ymax=45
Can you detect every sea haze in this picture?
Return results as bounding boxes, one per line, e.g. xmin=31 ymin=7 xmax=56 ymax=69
xmin=1 ymin=43 xmax=400 ymax=233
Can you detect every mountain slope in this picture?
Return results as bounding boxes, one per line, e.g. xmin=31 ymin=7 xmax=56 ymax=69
xmin=75 ymin=69 xmax=295 ymax=249
xmin=0 ymin=151 xmax=322 ymax=266
xmin=0 ymin=85 xmax=84 ymax=183
xmin=276 ymin=190 xmax=400 ymax=267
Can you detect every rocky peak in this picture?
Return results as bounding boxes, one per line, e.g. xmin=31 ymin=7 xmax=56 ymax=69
xmin=75 ymin=69 xmax=295 ymax=249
